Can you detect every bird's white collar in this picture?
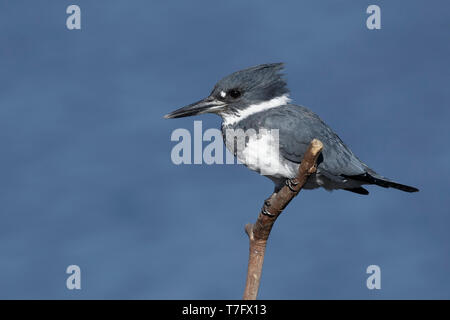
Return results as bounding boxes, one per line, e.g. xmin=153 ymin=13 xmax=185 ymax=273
xmin=221 ymin=94 xmax=291 ymax=126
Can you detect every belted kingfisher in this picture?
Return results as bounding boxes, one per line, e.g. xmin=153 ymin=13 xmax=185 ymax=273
xmin=165 ymin=63 xmax=418 ymax=195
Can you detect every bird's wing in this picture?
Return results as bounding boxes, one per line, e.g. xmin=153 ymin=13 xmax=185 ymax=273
xmin=262 ymin=104 xmax=367 ymax=177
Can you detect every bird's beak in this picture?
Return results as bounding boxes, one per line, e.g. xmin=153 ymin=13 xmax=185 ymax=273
xmin=164 ymin=96 xmax=226 ymax=119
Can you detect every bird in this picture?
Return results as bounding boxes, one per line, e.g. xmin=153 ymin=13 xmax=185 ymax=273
xmin=164 ymin=63 xmax=418 ymax=195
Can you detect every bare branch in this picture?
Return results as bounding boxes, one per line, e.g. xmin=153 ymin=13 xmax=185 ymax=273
xmin=243 ymin=139 xmax=323 ymax=300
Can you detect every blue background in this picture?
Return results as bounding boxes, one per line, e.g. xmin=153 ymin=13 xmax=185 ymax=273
xmin=0 ymin=0 xmax=449 ymax=299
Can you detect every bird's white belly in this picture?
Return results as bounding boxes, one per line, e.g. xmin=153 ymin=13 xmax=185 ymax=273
xmin=231 ymin=129 xmax=298 ymax=179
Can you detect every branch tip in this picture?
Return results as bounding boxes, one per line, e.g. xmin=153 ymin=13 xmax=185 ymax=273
xmin=245 ymin=223 xmax=254 ymax=240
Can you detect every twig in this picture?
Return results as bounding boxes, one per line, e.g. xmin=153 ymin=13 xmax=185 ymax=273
xmin=242 ymin=139 xmax=324 ymax=300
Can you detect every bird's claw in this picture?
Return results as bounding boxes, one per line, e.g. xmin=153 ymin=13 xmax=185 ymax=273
xmin=261 ymin=207 xmax=275 ymax=217
xmin=261 ymin=198 xmax=276 ymax=217
xmin=286 ymin=178 xmax=299 ymax=192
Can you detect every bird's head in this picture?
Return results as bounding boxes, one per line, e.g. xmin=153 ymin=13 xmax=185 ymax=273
xmin=164 ymin=63 xmax=289 ymax=119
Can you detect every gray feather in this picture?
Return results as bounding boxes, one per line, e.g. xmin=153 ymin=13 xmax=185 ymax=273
xmin=251 ymin=104 xmax=368 ymax=177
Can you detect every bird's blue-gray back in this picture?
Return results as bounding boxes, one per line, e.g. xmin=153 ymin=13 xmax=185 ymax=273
xmin=235 ymin=104 xmax=369 ymax=178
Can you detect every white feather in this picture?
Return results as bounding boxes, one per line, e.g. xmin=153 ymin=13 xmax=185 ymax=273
xmin=237 ymin=129 xmax=297 ymax=178
xmin=221 ymin=94 xmax=291 ymax=126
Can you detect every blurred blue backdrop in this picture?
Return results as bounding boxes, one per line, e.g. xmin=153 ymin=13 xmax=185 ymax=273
xmin=0 ymin=0 xmax=449 ymax=299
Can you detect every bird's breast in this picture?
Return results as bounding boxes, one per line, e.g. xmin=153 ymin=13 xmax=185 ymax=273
xmin=222 ymin=126 xmax=297 ymax=179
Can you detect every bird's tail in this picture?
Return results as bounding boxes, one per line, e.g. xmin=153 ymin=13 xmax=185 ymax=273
xmin=345 ymin=172 xmax=419 ymax=193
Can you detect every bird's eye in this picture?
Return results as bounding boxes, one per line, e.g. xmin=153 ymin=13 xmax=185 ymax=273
xmin=227 ymin=89 xmax=241 ymax=99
